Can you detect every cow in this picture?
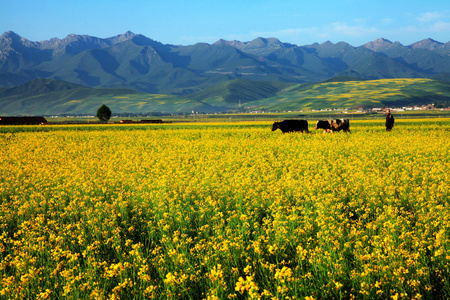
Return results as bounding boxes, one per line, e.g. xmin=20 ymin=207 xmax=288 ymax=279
xmin=314 ymin=119 xmax=350 ymax=133
xmin=272 ymin=119 xmax=309 ymax=133
xmin=315 ymin=120 xmax=333 ymax=133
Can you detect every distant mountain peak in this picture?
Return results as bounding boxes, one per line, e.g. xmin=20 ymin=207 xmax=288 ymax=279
xmin=0 ymin=31 xmax=34 ymax=48
xmin=363 ymin=38 xmax=393 ymax=51
xmin=410 ymin=38 xmax=443 ymax=50
xmin=2 ymin=30 xmax=20 ymax=39
xmin=213 ymin=39 xmax=245 ymax=48
xmin=321 ymin=41 xmax=334 ymax=46
xmin=213 ymin=37 xmax=294 ymax=52
xmin=116 ymin=31 xmax=136 ymax=40
xmin=250 ymin=37 xmax=283 ymax=47
xmin=213 ymin=39 xmax=228 ymax=45
xmin=105 ymin=31 xmax=139 ymax=45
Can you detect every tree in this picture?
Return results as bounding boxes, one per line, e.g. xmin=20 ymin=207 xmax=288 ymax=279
xmin=97 ymin=104 xmax=112 ymax=122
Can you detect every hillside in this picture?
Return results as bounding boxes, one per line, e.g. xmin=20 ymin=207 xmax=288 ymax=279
xmin=189 ymin=79 xmax=293 ymax=106
xmin=0 ymin=79 xmax=217 ymax=115
xmin=188 ymin=77 xmax=450 ymax=111
xmin=1 ymin=78 xmax=449 ymax=116
xmin=2 ymin=31 xmax=450 ymax=94
xmin=247 ymin=78 xmax=450 ymax=111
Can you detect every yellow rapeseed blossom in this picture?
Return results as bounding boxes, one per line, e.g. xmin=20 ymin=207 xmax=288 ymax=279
xmin=0 ymin=119 xmax=449 ymax=299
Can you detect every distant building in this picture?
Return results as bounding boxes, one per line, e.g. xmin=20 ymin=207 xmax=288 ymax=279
xmin=0 ymin=116 xmax=47 ymax=125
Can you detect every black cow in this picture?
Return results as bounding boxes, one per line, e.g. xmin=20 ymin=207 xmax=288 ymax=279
xmin=272 ymin=119 xmax=309 ymax=133
xmin=315 ymin=120 xmax=333 ymax=133
xmin=315 ymin=119 xmax=350 ymax=133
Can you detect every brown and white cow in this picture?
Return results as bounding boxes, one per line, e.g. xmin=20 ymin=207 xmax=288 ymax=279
xmin=314 ymin=119 xmax=350 ymax=133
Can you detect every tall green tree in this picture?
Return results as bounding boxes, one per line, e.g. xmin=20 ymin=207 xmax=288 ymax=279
xmin=97 ymin=104 xmax=112 ymax=122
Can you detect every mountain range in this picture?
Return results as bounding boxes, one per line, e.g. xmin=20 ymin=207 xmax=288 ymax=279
xmin=2 ymin=31 xmax=450 ymax=95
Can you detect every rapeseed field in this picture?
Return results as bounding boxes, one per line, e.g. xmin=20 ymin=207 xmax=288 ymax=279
xmin=0 ymin=119 xmax=449 ymax=299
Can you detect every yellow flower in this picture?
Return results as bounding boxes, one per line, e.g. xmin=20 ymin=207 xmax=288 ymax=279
xmin=164 ymin=272 xmax=176 ymax=285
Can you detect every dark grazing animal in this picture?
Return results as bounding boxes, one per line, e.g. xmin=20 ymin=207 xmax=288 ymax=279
xmin=314 ymin=119 xmax=350 ymax=133
xmin=315 ymin=120 xmax=333 ymax=133
xmin=272 ymin=119 xmax=309 ymax=133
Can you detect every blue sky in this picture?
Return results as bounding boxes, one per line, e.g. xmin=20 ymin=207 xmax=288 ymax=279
xmin=2 ymin=0 xmax=450 ymax=46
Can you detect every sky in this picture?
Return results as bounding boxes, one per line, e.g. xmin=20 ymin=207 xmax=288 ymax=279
xmin=2 ymin=0 xmax=450 ymax=47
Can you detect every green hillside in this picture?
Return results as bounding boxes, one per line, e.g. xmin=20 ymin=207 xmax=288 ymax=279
xmin=245 ymin=78 xmax=450 ymax=111
xmin=1 ymin=78 xmax=450 ymax=116
xmin=189 ymin=79 xmax=293 ymax=106
xmin=0 ymin=79 xmax=215 ymax=115
xmin=188 ymin=78 xmax=450 ymax=111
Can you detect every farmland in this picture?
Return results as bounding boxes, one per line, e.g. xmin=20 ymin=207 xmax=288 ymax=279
xmin=0 ymin=119 xmax=449 ymax=299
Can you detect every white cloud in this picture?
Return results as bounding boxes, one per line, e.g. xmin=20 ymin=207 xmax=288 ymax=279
xmin=399 ymin=25 xmax=420 ymax=34
xmin=429 ymin=21 xmax=450 ymax=32
xmin=317 ymin=33 xmax=331 ymax=41
xmin=417 ymin=12 xmax=443 ymax=23
xmin=251 ymin=27 xmax=319 ymax=38
xmin=380 ymin=18 xmax=395 ymax=25
xmin=352 ymin=18 xmax=368 ymax=24
xmin=330 ymin=22 xmax=379 ymax=37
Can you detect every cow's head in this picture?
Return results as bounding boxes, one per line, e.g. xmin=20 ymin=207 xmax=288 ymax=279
xmin=272 ymin=122 xmax=280 ymax=131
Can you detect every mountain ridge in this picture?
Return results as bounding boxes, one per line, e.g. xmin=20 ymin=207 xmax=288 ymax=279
xmin=1 ymin=31 xmax=450 ymax=95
